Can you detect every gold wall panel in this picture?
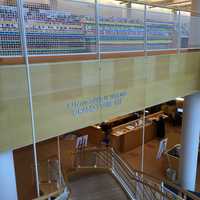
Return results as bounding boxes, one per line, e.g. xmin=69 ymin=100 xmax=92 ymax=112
xmin=0 ymin=52 xmax=200 ymax=152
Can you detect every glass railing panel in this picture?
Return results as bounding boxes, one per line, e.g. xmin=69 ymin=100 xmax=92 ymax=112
xmin=146 ymin=7 xmax=178 ymax=51
xmin=99 ymin=4 xmax=145 ymax=53
xmin=23 ymin=0 xmax=96 ymax=56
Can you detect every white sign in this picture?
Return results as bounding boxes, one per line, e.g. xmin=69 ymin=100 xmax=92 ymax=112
xmin=76 ymin=135 xmax=88 ymax=149
xmin=156 ymin=138 xmax=168 ymax=160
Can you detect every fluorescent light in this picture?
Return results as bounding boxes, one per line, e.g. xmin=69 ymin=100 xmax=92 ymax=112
xmin=176 ymin=97 xmax=184 ymax=101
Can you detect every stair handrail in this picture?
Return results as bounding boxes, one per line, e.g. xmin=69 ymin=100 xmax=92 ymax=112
xmin=111 ymin=148 xmax=200 ymax=200
xmin=74 ymin=147 xmax=200 ymax=200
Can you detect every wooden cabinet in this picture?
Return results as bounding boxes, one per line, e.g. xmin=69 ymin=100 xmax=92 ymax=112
xmin=91 ymin=111 xmax=167 ymax=153
xmin=110 ymin=111 xmax=166 ymax=153
xmin=111 ymin=123 xmax=156 ymax=153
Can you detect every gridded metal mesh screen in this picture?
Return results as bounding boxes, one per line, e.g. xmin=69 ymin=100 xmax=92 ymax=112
xmin=99 ymin=4 xmax=145 ymax=52
xmin=0 ymin=0 xmax=199 ymax=57
xmin=146 ymin=8 xmax=178 ymax=50
xmin=22 ymin=0 xmax=96 ymax=55
xmin=0 ymin=0 xmax=22 ymax=56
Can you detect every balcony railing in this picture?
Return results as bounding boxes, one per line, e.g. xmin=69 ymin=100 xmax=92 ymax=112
xmin=0 ymin=0 xmax=200 ymax=63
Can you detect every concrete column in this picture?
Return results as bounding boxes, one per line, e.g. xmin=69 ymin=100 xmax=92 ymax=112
xmin=189 ymin=0 xmax=200 ymax=48
xmin=179 ymin=92 xmax=200 ymax=191
xmin=122 ymin=2 xmax=131 ymax=18
xmin=0 ymin=150 xmax=18 ymax=200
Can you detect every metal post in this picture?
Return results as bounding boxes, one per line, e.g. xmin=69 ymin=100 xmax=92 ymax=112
xmin=135 ymin=172 xmax=139 ymax=199
xmin=57 ymin=136 xmax=62 ymax=187
xmin=95 ymin=0 xmax=100 ymax=59
xmin=161 ymin=181 xmax=164 ymax=200
xmin=141 ymin=109 xmax=145 ymax=172
xmin=144 ymin=4 xmax=148 ymax=55
xmin=177 ymin=10 xmax=181 ymax=53
xmin=16 ymin=0 xmax=40 ymax=196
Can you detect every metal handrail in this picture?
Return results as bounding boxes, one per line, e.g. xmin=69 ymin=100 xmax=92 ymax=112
xmin=111 ymin=148 xmax=200 ymax=200
xmin=75 ymin=148 xmax=167 ymax=199
xmin=116 ymin=152 xmax=199 ymax=200
xmin=74 ymin=147 xmax=200 ymax=200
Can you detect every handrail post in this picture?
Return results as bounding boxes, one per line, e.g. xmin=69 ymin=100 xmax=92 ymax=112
xmin=177 ymin=10 xmax=181 ymax=54
xmin=135 ymin=172 xmax=140 ymax=200
xmin=141 ymin=109 xmax=146 ymax=172
xmin=161 ymin=181 xmax=164 ymax=200
xmin=57 ymin=136 xmax=62 ymax=187
xmin=111 ymin=151 xmax=115 ymax=173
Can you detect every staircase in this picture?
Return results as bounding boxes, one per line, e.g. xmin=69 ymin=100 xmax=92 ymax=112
xmin=34 ymin=147 xmax=200 ymax=200
xmin=68 ymin=171 xmax=129 ymax=200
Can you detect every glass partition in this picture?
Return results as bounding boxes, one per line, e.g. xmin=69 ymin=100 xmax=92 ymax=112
xmin=146 ymin=7 xmax=178 ymax=50
xmin=99 ymin=4 xmax=145 ymax=52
